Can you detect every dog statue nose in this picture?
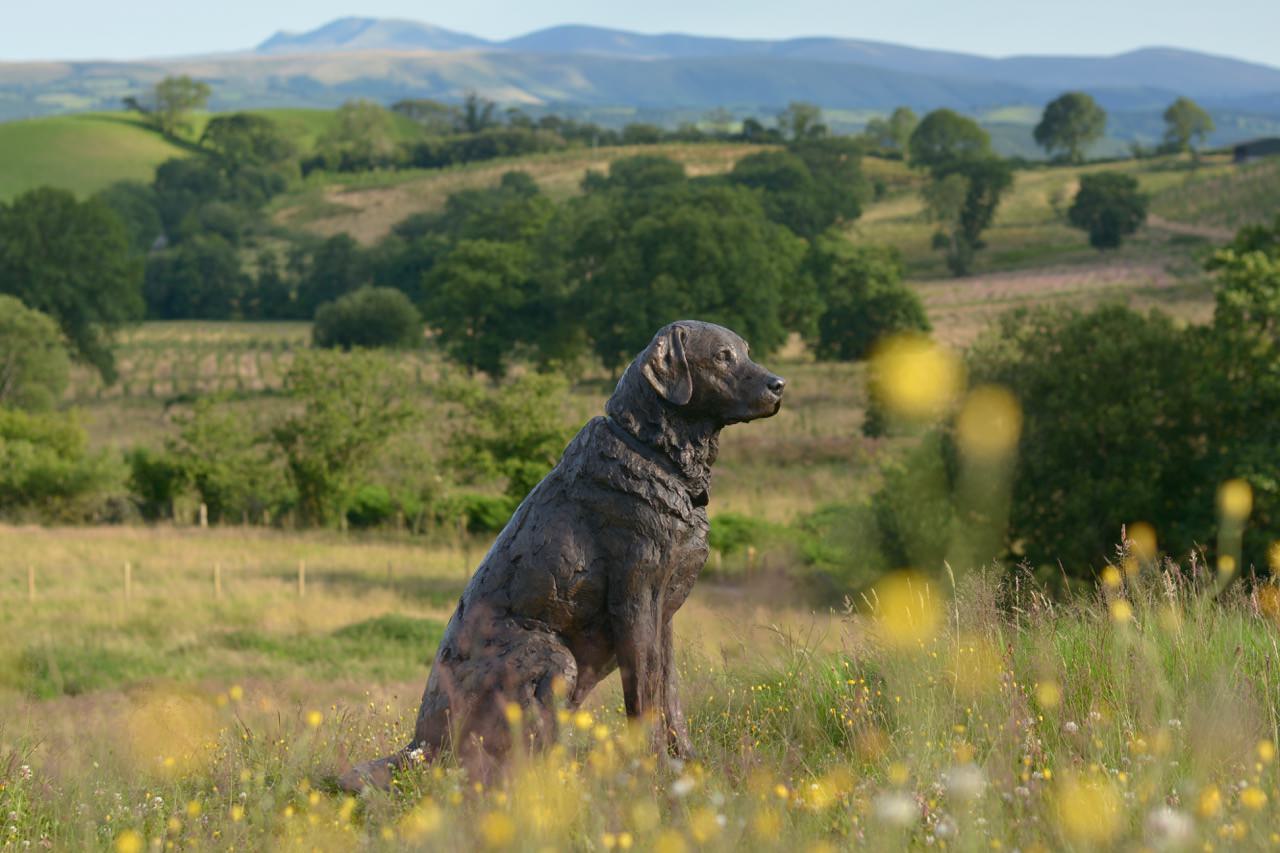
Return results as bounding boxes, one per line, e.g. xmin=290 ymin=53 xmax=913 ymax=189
xmin=768 ymin=375 xmax=786 ymax=395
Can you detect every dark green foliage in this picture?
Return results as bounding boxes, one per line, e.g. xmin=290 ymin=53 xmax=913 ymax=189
xmin=439 ymin=492 xmax=520 ymax=534
xmin=587 ymin=155 xmax=687 ymax=193
xmin=1033 ymin=92 xmax=1107 ymax=163
xmin=806 ymin=242 xmax=929 ymax=361
xmin=871 ymin=431 xmax=957 ymax=571
xmin=313 ymin=287 xmax=422 ymax=350
xmin=1068 ymin=172 xmax=1149 ymax=249
xmin=708 ymin=512 xmax=771 ymax=557
xmin=441 ymin=373 xmax=575 ymax=502
xmin=0 ymin=296 xmax=70 ymax=411
xmin=125 ymin=446 xmax=185 ymax=521
xmin=863 ymin=107 xmax=918 ymax=157
xmin=144 ymin=234 xmax=248 ymax=319
xmin=1163 ymin=97 xmax=1215 ymax=154
xmin=728 ymin=140 xmax=866 ymax=240
xmin=0 ymin=408 xmax=124 ymax=521
xmin=566 ymin=182 xmax=808 ymax=371
xmin=345 ymin=484 xmax=396 ymax=528
xmin=201 ymin=112 xmax=296 ymax=173
xmin=908 ymin=109 xmax=992 ymax=171
xmin=423 ymin=240 xmax=540 ymax=377
xmin=168 ymin=397 xmax=285 ymax=524
xmin=292 ymin=234 xmax=371 ymax=314
xmin=0 ymin=187 xmax=143 ymax=381
xmin=778 ymin=101 xmax=827 ymax=141
xmin=927 ymin=157 xmax=1015 ymax=275
xmin=93 ymin=181 xmax=163 ymax=253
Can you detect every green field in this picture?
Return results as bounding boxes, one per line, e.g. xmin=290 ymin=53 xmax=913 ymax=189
xmin=4 ymin=106 xmax=1280 ymax=850
xmin=0 ymin=113 xmax=189 ymax=200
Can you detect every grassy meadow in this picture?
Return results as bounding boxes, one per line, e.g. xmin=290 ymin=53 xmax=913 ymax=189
xmin=5 ymin=113 xmax=1280 ymax=849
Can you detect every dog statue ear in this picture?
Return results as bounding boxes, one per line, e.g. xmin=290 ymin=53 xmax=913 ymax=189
xmin=641 ymin=324 xmax=693 ymax=406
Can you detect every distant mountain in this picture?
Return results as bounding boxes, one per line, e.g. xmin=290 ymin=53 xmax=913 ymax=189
xmin=257 ymin=17 xmax=487 ymax=54
xmin=2 ymin=16 xmax=1279 ymax=154
xmin=250 ymin=19 xmax=1280 ymax=101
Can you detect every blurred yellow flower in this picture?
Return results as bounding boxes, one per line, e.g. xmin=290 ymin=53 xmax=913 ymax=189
xmin=185 ymin=800 xmax=201 ymax=818
xmin=1259 ymin=740 xmax=1276 ymax=764
xmin=1218 ymin=555 xmax=1237 ymax=577
xmin=230 ymin=804 xmax=244 ymax=822
xmin=1100 ymin=566 xmax=1122 ymax=589
xmin=617 ymin=832 xmax=634 ymax=850
xmin=955 ymin=385 xmax=1022 ymax=460
xmin=1270 ymin=541 xmax=1280 ymax=572
xmin=870 ymin=334 xmax=963 ymax=421
xmin=399 ymin=800 xmax=442 ymax=841
xmin=1055 ymin=775 xmax=1121 ymax=843
xmin=1198 ymin=785 xmax=1222 ymax=818
xmin=752 ymin=808 xmax=782 ymax=841
xmin=689 ymin=807 xmax=722 ymax=843
xmin=950 ymin=634 xmax=1002 ymax=697
xmin=1241 ymin=787 xmax=1268 ymax=811
xmin=228 ymin=684 xmax=243 ymax=702
xmin=113 ymin=830 xmax=143 ymax=853
xmin=872 ymin=571 xmax=942 ymax=650
xmin=573 ymin=710 xmax=593 ymax=731
xmin=630 ymin=800 xmax=660 ymax=833
xmin=1129 ymin=522 xmax=1157 ymax=561
xmin=1035 ymin=680 xmax=1062 ymax=708
xmin=1109 ymin=600 xmax=1133 ymax=624
xmin=504 ymin=702 xmax=523 ymax=726
xmin=653 ymin=830 xmax=688 ymax=853
xmin=306 ymin=710 xmax=323 ymax=729
xmin=1218 ymin=478 xmax=1253 ymax=520
xmin=479 ymin=811 xmax=516 ymax=848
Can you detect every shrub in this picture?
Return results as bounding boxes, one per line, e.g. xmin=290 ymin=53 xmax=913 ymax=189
xmin=807 ymin=242 xmax=930 ymax=361
xmin=312 ymin=286 xmax=423 ymax=350
xmin=1068 ymin=172 xmax=1149 ymax=249
xmin=126 ymin=446 xmax=186 ymax=521
xmin=0 ymin=408 xmax=125 ymax=521
xmin=0 ymin=296 xmax=70 ymax=411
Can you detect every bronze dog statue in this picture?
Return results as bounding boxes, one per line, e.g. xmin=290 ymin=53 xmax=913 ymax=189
xmin=340 ymin=320 xmax=785 ymax=791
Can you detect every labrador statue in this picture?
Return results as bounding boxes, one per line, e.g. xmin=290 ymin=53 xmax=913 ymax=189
xmin=339 ymin=320 xmax=785 ymax=791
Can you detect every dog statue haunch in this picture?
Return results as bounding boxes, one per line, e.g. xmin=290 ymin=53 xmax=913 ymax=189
xmin=339 ymin=320 xmax=785 ymax=791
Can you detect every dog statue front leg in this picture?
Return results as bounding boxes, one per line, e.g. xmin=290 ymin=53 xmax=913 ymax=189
xmin=658 ymin=616 xmax=693 ymax=757
xmin=610 ymin=583 xmax=665 ymax=742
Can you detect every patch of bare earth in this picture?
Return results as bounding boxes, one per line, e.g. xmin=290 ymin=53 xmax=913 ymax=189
xmin=914 ymin=260 xmax=1184 ymax=345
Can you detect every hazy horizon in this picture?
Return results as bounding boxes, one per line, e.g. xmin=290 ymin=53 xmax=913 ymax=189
xmin=5 ymin=1 xmax=1279 ymax=68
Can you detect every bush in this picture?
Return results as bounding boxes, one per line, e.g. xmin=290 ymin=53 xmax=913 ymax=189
xmin=807 ymin=242 xmax=930 ymax=361
xmin=313 ymin=286 xmax=423 ymax=350
xmin=0 ymin=408 xmax=125 ymax=521
xmin=0 ymin=296 xmax=70 ymax=411
xmin=126 ymin=446 xmax=186 ymax=521
xmin=345 ymin=484 xmax=396 ymax=529
xmin=1068 ymin=172 xmax=1149 ymax=249
xmin=437 ymin=492 xmax=519 ymax=534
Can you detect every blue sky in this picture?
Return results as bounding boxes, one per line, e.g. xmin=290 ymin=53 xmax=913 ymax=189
xmin=5 ymin=0 xmax=1279 ymax=66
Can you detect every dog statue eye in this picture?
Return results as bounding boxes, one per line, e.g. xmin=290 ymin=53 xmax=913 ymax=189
xmin=715 ymin=348 xmax=734 ymax=365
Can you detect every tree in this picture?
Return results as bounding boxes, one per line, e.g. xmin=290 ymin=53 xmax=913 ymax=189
xmin=144 ymin=235 xmax=247 ymax=319
xmin=0 ymin=188 xmax=143 ymax=381
xmin=728 ymin=150 xmax=826 ymax=237
xmin=167 ymin=396 xmax=284 ymax=524
xmin=1033 ymin=92 xmax=1107 ymax=163
xmin=778 ymin=102 xmax=827 ymax=141
xmin=423 ymin=239 xmax=539 ymax=377
xmin=864 ymin=107 xmax=918 ymax=156
xmin=1163 ymin=97 xmax=1215 ymax=155
xmin=567 ymin=183 xmax=808 ymax=371
xmin=272 ymin=350 xmax=414 ymax=526
xmin=908 ymin=109 xmax=992 ymax=172
xmin=313 ymin=287 xmax=423 ymax=350
xmin=460 ymin=92 xmax=498 ymax=133
xmin=317 ymin=100 xmax=399 ymax=170
xmin=151 ymin=75 xmax=212 ymax=138
xmin=292 ymin=235 xmax=371 ymax=314
xmin=1068 ymin=172 xmax=1149 ymax=249
xmin=586 ymin=155 xmax=686 ymax=193
xmin=441 ymin=373 xmax=575 ymax=501
xmin=0 ymin=296 xmax=70 ymax=411
xmin=806 ymin=241 xmax=930 ymax=361
xmin=787 ymin=136 xmax=867 ymax=236
xmin=93 ymin=181 xmax=162 ymax=254
xmin=0 ymin=408 xmax=124 ymax=521
xmin=926 ymin=158 xmax=1014 ymax=275
xmin=200 ymin=112 xmax=296 ymax=174
xmin=391 ymin=98 xmax=459 ymax=134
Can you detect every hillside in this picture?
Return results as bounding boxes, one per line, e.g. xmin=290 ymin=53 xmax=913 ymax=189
xmin=0 ymin=113 xmax=189 ymax=199
xmin=0 ymin=108 xmax=423 ymax=200
xmin=3 ymin=17 xmax=1279 ymax=151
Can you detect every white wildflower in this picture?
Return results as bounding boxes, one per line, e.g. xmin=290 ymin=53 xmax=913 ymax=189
xmin=1145 ymin=806 xmax=1193 ymax=850
xmin=873 ymin=792 xmax=917 ymax=827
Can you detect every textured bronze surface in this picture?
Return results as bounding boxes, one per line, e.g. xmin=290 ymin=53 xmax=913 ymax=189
xmin=339 ymin=321 xmax=785 ymax=791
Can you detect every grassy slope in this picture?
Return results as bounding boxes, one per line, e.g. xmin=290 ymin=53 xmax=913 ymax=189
xmin=0 ymin=113 xmax=189 ymax=200
xmin=0 ymin=107 xmax=423 ymax=200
